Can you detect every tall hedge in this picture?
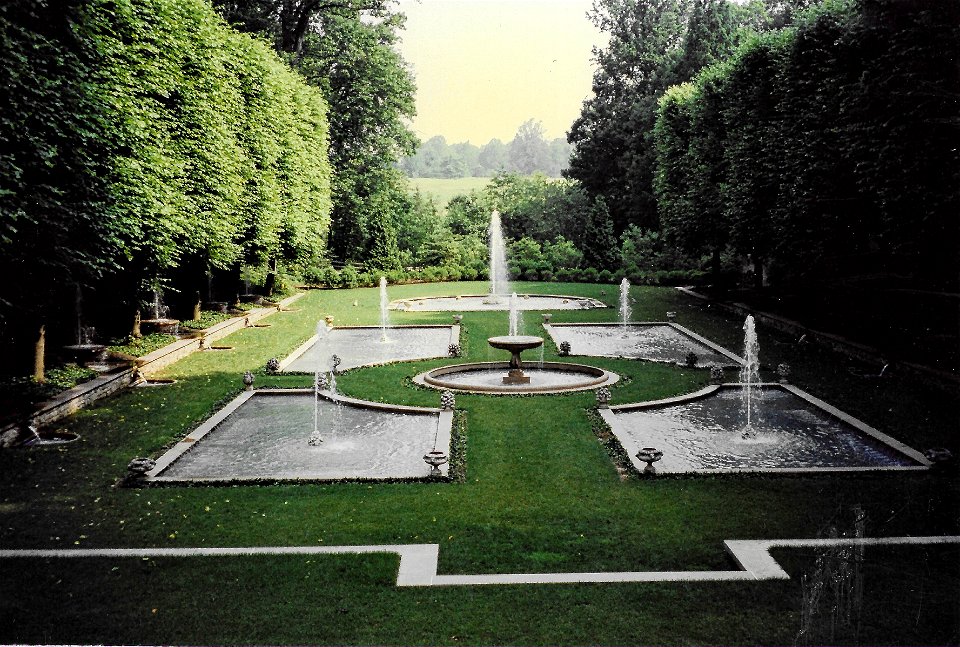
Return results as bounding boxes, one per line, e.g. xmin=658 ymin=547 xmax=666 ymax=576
xmin=0 ymin=0 xmax=330 ymax=367
xmin=654 ymin=0 xmax=959 ymax=287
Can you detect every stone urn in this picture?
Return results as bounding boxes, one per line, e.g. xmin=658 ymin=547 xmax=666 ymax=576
xmin=452 ymin=314 xmax=463 ymax=324
xmin=596 ymin=386 xmax=612 ymax=408
xmin=126 ymin=457 xmax=156 ymax=484
xmin=777 ymin=363 xmax=791 ymax=383
xmin=542 ymin=313 xmax=552 ymax=324
xmin=636 ymin=447 xmax=663 ymax=474
xmin=423 ymin=450 xmax=448 ymax=477
xmin=440 ymin=390 xmax=456 ymax=411
xmin=242 ymin=371 xmax=255 ymax=390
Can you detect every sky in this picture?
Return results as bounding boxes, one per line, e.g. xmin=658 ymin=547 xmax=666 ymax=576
xmin=394 ymin=0 xmax=608 ymax=145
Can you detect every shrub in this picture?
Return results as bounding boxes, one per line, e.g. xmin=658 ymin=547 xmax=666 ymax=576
xmin=341 ymin=265 xmax=360 ymax=288
xmin=321 ymin=267 xmax=341 ymax=288
xmin=581 ymin=267 xmax=600 ymax=283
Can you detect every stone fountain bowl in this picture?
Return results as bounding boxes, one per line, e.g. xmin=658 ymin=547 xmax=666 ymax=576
xmin=487 ymin=335 xmax=544 ymax=353
xmin=141 ymin=318 xmax=180 ymax=335
xmin=62 ymin=344 xmax=108 ymax=365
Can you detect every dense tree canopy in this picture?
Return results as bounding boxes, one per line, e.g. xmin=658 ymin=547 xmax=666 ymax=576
xmin=654 ymin=0 xmax=960 ymax=287
xmin=215 ymin=0 xmax=418 ymax=270
xmin=0 ymin=0 xmax=331 ymax=371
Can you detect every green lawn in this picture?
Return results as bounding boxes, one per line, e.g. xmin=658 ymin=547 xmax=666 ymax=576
xmin=1 ymin=282 xmax=957 ymax=645
xmin=407 ymin=177 xmax=496 ymax=210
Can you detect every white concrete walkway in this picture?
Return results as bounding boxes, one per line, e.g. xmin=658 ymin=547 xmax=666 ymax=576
xmin=1 ymin=535 xmax=955 ymax=587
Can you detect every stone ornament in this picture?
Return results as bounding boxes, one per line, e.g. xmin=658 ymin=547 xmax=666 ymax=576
xmin=242 ymin=371 xmax=255 ymax=390
xmin=265 ymin=357 xmax=281 ymax=373
xmin=423 ymin=450 xmax=448 ymax=477
xmin=440 ymin=390 xmax=456 ymax=411
xmin=596 ymin=386 xmax=611 ymax=408
xmin=777 ymin=363 xmax=791 ymax=383
xmin=448 ymin=343 xmax=462 ymax=358
xmin=710 ymin=365 xmax=725 ymax=384
xmin=558 ymin=340 xmax=571 ymax=357
xmin=127 ymin=457 xmax=156 ymax=476
xmin=636 ymin=447 xmax=663 ymax=474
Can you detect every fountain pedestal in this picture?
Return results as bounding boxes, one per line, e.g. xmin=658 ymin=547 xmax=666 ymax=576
xmin=488 ymin=335 xmax=543 ymax=385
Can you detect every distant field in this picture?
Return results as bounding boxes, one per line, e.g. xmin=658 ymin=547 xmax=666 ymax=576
xmin=407 ymin=177 xmax=494 ymax=210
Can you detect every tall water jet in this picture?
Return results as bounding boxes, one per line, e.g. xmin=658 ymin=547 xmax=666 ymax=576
xmin=488 ymin=210 xmax=509 ymax=300
xmin=619 ymin=278 xmax=631 ymax=327
xmin=740 ymin=315 xmax=761 ymax=438
xmin=308 ymin=371 xmax=323 ymax=445
xmin=508 ymin=292 xmax=522 ymax=336
xmin=379 ymin=276 xmax=391 ymax=342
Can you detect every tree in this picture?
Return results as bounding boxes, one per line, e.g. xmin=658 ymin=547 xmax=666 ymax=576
xmin=508 ymin=119 xmax=551 ymax=175
xmin=478 ymin=139 xmax=509 ymax=175
xmin=295 ymin=6 xmax=417 ymax=263
xmin=212 ymin=0 xmax=392 ymax=56
xmin=581 ymin=195 xmax=620 ymax=269
xmin=566 ymin=0 xmax=690 ymax=233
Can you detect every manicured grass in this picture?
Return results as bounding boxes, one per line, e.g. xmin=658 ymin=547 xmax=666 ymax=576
xmin=407 ymin=177 xmax=496 ymax=210
xmin=0 ymin=282 xmax=957 ymax=645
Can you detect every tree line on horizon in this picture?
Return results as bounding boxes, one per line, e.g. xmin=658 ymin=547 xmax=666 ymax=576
xmin=399 ymin=119 xmax=573 ymax=179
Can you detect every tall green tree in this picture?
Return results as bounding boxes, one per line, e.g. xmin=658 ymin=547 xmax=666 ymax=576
xmin=294 ymin=5 xmax=417 ymax=265
xmin=566 ymin=0 xmax=690 ymax=233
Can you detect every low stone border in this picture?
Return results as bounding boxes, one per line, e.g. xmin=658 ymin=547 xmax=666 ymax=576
xmin=544 ymin=321 xmax=745 ymax=366
xmin=676 ymin=286 xmax=959 ymax=388
xmin=599 ymin=382 xmax=932 ymax=474
xmin=1 ymin=293 xmax=303 ymax=435
xmin=1 ymin=535 xmax=955 ymax=587
xmin=144 ymin=387 xmax=452 ymax=484
xmin=413 ymin=361 xmax=620 ymax=395
xmin=391 ymin=293 xmax=607 ymax=311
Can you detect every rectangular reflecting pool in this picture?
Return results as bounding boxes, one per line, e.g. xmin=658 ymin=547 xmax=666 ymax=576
xmin=148 ymin=390 xmax=451 ymax=483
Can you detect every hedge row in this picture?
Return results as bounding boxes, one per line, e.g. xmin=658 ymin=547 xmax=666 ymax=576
xmin=653 ymin=0 xmax=959 ymax=288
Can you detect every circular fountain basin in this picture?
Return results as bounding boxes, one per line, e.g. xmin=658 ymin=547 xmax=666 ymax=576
xmin=415 ymin=361 xmax=619 ymax=394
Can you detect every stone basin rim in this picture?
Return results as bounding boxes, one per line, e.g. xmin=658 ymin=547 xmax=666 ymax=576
xmin=415 ymin=361 xmax=619 ymax=395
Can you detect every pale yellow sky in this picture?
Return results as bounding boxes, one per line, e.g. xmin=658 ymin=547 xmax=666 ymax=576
xmin=395 ymin=0 xmax=607 ymax=145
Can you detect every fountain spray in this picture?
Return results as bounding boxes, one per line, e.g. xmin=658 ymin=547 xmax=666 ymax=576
xmin=508 ymin=292 xmax=522 ymax=336
xmin=488 ymin=210 xmax=510 ymax=299
xmin=379 ymin=276 xmax=390 ymax=342
xmin=308 ymin=370 xmax=323 ymax=445
xmin=740 ymin=315 xmax=761 ymax=438
xmin=619 ymin=278 xmax=631 ymax=328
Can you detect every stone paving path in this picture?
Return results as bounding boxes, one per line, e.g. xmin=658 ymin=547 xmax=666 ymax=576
xmin=1 ymin=536 xmax=955 ymax=587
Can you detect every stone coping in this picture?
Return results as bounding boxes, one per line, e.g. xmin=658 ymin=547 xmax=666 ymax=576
xmin=390 ymin=293 xmax=607 ymax=311
xmin=1 ymin=293 xmax=303 ymax=435
xmin=414 ymin=361 xmax=620 ymax=395
xmin=145 ymin=388 xmax=451 ymax=484
xmin=1 ymin=535 xmax=955 ymax=587
xmin=544 ymin=321 xmax=745 ymax=367
xmin=676 ymin=286 xmax=959 ymax=388
xmin=600 ymin=382 xmax=932 ymax=474
xmin=278 ymin=324 xmax=460 ymax=373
